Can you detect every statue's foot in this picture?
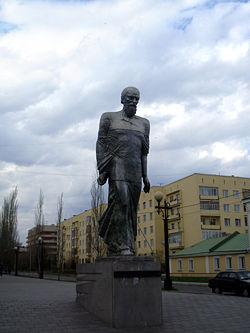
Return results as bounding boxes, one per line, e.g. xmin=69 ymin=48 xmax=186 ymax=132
xmin=120 ymin=248 xmax=134 ymax=256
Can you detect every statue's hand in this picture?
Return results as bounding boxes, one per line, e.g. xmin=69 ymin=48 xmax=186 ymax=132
xmin=143 ymin=176 xmax=150 ymax=193
xmin=98 ymin=172 xmax=108 ymax=186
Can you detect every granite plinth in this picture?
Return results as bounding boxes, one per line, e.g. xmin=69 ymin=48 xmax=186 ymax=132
xmin=76 ymin=256 xmax=162 ymax=328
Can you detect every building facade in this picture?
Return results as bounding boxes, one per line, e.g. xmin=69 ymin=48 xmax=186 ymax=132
xmin=136 ymin=173 xmax=250 ymax=262
xmin=59 ymin=205 xmax=107 ymax=266
xmin=59 ymin=173 xmax=250 ymax=265
xmin=170 ymin=231 xmax=250 ymax=277
xmin=27 ymin=224 xmax=57 ymax=270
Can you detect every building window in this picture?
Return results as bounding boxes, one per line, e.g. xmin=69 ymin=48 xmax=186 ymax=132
xmin=144 ymin=240 xmax=147 ymax=248
xmin=150 ymin=212 xmax=153 ymax=220
xmin=188 ymin=259 xmax=194 ymax=272
xmin=138 ymin=229 xmax=141 ymax=235
xmin=171 ymin=223 xmax=175 ymax=230
xmin=201 ymin=217 xmax=206 ymax=225
xmin=177 ymin=259 xmax=182 ymax=271
xmin=245 ymin=217 xmax=248 ymax=226
xmin=150 ymin=225 xmax=153 ymax=233
xmin=214 ymin=257 xmax=220 ymax=270
xmin=235 ymin=218 xmax=241 ymax=227
xmin=177 ymin=222 xmax=181 ymax=230
xmin=233 ymin=190 xmax=239 ymax=198
xmin=199 ymin=186 xmax=218 ymax=196
xmin=169 ymin=232 xmax=181 ymax=244
xmin=210 ymin=218 xmax=216 ymax=225
xmin=234 ymin=204 xmax=240 ymax=212
xmin=224 ymin=218 xmax=230 ymax=227
xmin=143 ymin=202 xmax=146 ymax=209
xmin=143 ymin=214 xmax=146 ymax=222
xmin=143 ymin=227 xmax=147 ymax=235
xmin=138 ymin=241 xmax=141 ymax=248
xmin=222 ymin=189 xmax=228 ymax=197
xmin=202 ymin=230 xmax=222 ymax=240
xmin=200 ymin=200 xmax=219 ymax=210
xmin=150 ymin=239 xmax=154 ymax=247
xmin=137 ymin=216 xmax=140 ymax=223
xmin=171 ymin=208 xmax=174 ymax=216
xmin=86 ymin=216 xmax=91 ymax=224
xmin=238 ymin=255 xmax=246 ymax=270
xmin=226 ymin=256 xmax=233 ymax=270
xmin=149 ymin=199 xmax=152 ymax=207
xmin=224 ymin=204 xmax=230 ymax=212
xmin=137 ymin=204 xmax=140 ymax=211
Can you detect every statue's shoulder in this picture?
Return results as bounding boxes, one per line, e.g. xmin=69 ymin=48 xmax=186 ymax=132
xmin=135 ymin=115 xmax=150 ymax=127
xmin=100 ymin=111 xmax=121 ymax=120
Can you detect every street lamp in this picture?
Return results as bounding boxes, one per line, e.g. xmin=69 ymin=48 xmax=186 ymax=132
xmin=242 ymin=195 xmax=250 ymax=251
xmin=154 ymin=191 xmax=172 ymax=290
xmin=14 ymin=246 xmax=19 ymax=276
xmin=38 ymin=236 xmax=44 ymax=279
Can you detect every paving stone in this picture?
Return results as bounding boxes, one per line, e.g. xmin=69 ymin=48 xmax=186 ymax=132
xmin=0 ymin=275 xmax=250 ymax=332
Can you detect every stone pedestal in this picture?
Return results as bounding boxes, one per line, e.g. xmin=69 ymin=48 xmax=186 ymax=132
xmin=76 ymin=256 xmax=162 ymax=328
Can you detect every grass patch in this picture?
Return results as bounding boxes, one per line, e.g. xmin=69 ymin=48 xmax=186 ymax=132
xmin=171 ymin=276 xmax=210 ymax=283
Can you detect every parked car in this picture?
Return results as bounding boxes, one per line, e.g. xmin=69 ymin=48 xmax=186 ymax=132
xmin=208 ymin=270 xmax=250 ymax=296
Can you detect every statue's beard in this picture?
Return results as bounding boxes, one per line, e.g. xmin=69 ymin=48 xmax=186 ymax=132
xmin=124 ymin=105 xmax=136 ymax=118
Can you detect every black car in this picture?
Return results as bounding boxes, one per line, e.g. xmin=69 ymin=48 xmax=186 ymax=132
xmin=208 ymin=270 xmax=250 ymax=296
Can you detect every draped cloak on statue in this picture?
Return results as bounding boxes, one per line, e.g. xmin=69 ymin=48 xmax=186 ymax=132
xmin=96 ymin=110 xmax=150 ymax=255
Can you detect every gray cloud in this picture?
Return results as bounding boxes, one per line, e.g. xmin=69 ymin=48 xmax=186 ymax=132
xmin=0 ymin=0 xmax=249 ymax=243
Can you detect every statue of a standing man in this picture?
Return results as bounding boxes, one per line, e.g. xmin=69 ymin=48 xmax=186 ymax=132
xmin=96 ymin=87 xmax=150 ymax=256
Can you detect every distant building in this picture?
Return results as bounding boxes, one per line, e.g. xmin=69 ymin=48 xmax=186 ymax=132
xmin=27 ymin=224 xmax=57 ymax=269
xmin=59 ymin=205 xmax=107 ymax=266
xmin=170 ymin=231 xmax=250 ymax=277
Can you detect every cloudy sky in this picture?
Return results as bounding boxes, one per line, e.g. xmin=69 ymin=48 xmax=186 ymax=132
xmin=0 ymin=0 xmax=249 ymax=244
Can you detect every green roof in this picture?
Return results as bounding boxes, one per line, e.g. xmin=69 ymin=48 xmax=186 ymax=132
xmin=171 ymin=232 xmax=249 ymax=257
xmin=216 ymin=232 xmax=249 ymax=252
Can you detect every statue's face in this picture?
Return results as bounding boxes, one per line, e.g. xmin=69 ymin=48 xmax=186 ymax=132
xmin=123 ymin=91 xmax=140 ymax=118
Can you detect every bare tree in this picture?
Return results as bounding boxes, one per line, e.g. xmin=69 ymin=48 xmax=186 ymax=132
xmin=35 ymin=189 xmax=45 ymax=233
xmin=0 ymin=187 xmax=19 ymax=270
xmin=56 ymin=193 xmax=63 ymax=280
xmin=90 ymin=171 xmax=106 ymax=259
xmin=34 ymin=189 xmax=45 ymax=274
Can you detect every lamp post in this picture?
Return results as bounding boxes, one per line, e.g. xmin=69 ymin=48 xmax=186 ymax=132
xmin=242 ymin=195 xmax=250 ymax=251
xmin=14 ymin=246 xmax=19 ymax=276
xmin=154 ymin=191 xmax=172 ymax=290
xmin=38 ymin=236 xmax=44 ymax=279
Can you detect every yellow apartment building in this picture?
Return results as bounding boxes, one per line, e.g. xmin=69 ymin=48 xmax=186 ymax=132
xmin=59 ymin=205 xmax=107 ymax=266
xmin=136 ymin=173 xmax=250 ymax=263
xmin=59 ymin=173 xmax=250 ymax=266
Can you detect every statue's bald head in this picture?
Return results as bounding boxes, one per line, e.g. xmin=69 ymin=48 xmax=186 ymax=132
xmin=121 ymin=87 xmax=140 ymax=104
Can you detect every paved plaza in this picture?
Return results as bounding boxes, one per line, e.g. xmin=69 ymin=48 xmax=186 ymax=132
xmin=0 ymin=275 xmax=250 ymax=333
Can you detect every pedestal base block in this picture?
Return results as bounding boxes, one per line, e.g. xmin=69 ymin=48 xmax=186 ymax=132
xmin=76 ymin=256 xmax=162 ymax=328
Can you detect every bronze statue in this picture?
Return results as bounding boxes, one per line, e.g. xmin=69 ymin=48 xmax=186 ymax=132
xmin=96 ymin=87 xmax=150 ymax=256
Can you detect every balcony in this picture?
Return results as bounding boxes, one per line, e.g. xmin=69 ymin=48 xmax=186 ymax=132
xmin=169 ymin=200 xmax=180 ymax=208
xmin=169 ymin=227 xmax=182 ymax=234
xmin=168 ymin=213 xmax=180 ymax=222
xmin=199 ymin=195 xmax=219 ymax=200
xmin=199 ymin=209 xmax=220 ymax=216
xmin=201 ymin=224 xmax=221 ymax=230
xmin=169 ymin=242 xmax=184 ymax=250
